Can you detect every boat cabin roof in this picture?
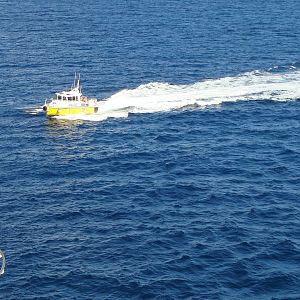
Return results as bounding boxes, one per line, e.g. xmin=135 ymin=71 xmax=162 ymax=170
xmin=56 ymin=87 xmax=81 ymax=97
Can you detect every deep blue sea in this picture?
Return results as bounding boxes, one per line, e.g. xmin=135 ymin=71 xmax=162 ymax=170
xmin=1 ymin=0 xmax=300 ymax=299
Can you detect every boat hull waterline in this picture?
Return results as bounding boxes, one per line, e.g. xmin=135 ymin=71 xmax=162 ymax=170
xmin=43 ymin=106 xmax=99 ymax=117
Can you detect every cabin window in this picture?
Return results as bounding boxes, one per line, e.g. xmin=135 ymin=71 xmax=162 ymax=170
xmin=73 ymin=96 xmax=76 ymax=100
xmin=68 ymin=97 xmax=72 ymax=101
xmin=63 ymin=96 xmax=66 ymax=100
xmin=58 ymin=95 xmax=62 ymax=100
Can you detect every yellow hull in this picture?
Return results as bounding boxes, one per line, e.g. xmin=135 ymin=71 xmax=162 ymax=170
xmin=45 ymin=106 xmax=98 ymax=117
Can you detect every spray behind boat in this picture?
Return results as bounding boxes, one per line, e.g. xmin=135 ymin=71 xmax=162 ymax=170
xmin=0 ymin=249 xmax=5 ymax=275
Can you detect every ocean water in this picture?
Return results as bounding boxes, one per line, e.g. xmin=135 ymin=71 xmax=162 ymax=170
xmin=1 ymin=0 xmax=300 ymax=299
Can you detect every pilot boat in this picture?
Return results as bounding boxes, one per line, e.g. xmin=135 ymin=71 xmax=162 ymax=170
xmin=43 ymin=74 xmax=99 ymax=117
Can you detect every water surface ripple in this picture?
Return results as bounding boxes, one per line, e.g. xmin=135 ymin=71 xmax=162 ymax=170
xmin=0 ymin=0 xmax=300 ymax=299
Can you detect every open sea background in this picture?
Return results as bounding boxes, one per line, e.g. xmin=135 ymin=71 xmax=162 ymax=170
xmin=1 ymin=0 xmax=300 ymax=299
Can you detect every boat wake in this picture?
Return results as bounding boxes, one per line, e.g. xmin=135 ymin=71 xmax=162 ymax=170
xmin=54 ymin=66 xmax=300 ymax=121
xmin=21 ymin=107 xmax=44 ymax=115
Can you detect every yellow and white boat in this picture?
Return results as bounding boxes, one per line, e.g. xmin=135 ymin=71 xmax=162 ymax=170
xmin=43 ymin=74 xmax=99 ymax=117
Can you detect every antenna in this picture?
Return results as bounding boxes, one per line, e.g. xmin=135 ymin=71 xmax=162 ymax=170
xmin=73 ymin=72 xmax=77 ymax=89
xmin=78 ymin=73 xmax=81 ymax=91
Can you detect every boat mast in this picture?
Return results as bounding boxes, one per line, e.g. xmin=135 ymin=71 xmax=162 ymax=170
xmin=73 ymin=72 xmax=76 ymax=89
xmin=73 ymin=72 xmax=80 ymax=90
xmin=78 ymin=73 xmax=81 ymax=93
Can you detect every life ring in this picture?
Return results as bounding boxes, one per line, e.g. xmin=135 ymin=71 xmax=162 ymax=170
xmin=81 ymin=96 xmax=87 ymax=102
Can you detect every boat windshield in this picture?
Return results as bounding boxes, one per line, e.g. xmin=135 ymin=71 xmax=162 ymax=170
xmin=55 ymin=93 xmax=80 ymax=101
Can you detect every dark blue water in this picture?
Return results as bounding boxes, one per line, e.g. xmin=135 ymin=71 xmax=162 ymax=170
xmin=1 ymin=0 xmax=300 ymax=299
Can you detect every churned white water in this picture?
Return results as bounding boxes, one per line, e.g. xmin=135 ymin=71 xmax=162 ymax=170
xmin=56 ymin=69 xmax=300 ymax=121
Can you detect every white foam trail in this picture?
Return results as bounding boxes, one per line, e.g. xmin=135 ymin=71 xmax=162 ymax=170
xmin=0 ymin=249 xmax=5 ymax=275
xmin=55 ymin=69 xmax=300 ymax=122
xmin=21 ymin=107 xmax=44 ymax=115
